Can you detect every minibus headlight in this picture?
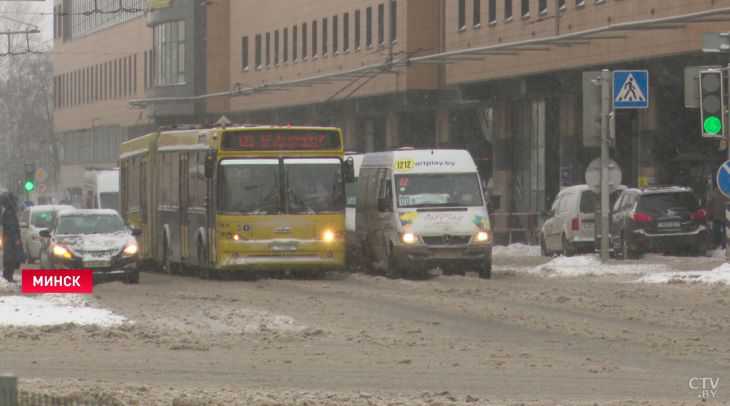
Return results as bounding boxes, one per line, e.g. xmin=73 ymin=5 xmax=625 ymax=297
xmin=123 ymin=243 xmax=139 ymax=256
xmin=322 ymin=229 xmax=336 ymax=243
xmin=52 ymin=244 xmax=73 ymax=259
xmin=475 ymin=231 xmax=491 ymax=243
xmin=402 ymin=232 xmax=417 ymax=244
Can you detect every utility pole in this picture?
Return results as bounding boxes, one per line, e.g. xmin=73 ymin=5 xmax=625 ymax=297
xmin=600 ymin=69 xmax=611 ymax=263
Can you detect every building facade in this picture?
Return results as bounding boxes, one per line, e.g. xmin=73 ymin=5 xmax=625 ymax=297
xmin=53 ymin=0 xmax=730 ymax=242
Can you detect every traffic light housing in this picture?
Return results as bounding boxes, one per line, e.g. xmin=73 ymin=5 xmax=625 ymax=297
xmin=23 ymin=163 xmax=36 ymax=193
xmin=699 ymin=69 xmax=726 ymax=138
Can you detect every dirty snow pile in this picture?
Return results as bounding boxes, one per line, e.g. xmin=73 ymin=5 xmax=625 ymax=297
xmin=492 ymin=243 xmax=541 ymax=257
xmin=635 ymin=262 xmax=730 ymax=286
xmin=529 ymin=255 xmax=668 ymax=277
xmin=0 ymin=289 xmax=127 ymax=327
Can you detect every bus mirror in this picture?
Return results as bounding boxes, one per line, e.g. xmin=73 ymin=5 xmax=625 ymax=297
xmin=204 ymin=151 xmax=217 ymax=178
xmin=343 ymin=158 xmax=355 ymax=183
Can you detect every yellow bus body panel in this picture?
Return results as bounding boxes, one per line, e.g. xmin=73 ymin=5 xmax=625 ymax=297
xmin=215 ymin=214 xmax=345 ymax=271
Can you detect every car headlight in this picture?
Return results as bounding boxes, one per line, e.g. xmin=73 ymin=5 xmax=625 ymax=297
xmin=123 ymin=243 xmax=139 ymax=256
xmin=474 ymin=231 xmax=491 ymax=243
xmin=322 ymin=229 xmax=336 ymax=243
xmin=402 ymin=232 xmax=417 ymax=244
xmin=52 ymin=244 xmax=73 ymax=259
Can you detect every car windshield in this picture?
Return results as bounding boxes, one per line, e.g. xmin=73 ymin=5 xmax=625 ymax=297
xmin=55 ymin=214 xmax=127 ymax=235
xmin=395 ymin=173 xmax=483 ymax=208
xmin=638 ymin=192 xmax=699 ymax=213
xmin=31 ymin=210 xmax=56 ymax=229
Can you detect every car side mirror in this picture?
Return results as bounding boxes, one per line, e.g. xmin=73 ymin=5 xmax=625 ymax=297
xmin=39 ymin=229 xmax=51 ymax=238
xmin=204 ymin=150 xmax=217 ymax=178
xmin=131 ymin=228 xmax=142 ymax=237
xmin=343 ymin=158 xmax=355 ymax=183
xmin=20 ymin=222 xmax=28 ymax=228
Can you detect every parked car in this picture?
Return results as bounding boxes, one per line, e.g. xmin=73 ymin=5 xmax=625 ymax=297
xmin=40 ymin=209 xmax=142 ymax=284
xmin=541 ymin=185 xmax=598 ymax=256
xmin=19 ymin=204 xmax=74 ymax=263
xmin=610 ymin=186 xmax=709 ymax=258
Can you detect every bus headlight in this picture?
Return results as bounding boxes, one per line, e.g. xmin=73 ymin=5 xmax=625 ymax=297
xmin=123 ymin=243 xmax=139 ymax=256
xmin=233 ymin=233 xmax=241 ymax=241
xmin=474 ymin=231 xmax=491 ymax=243
xmin=322 ymin=229 xmax=336 ymax=243
xmin=402 ymin=232 xmax=417 ymax=244
xmin=52 ymin=244 xmax=73 ymax=259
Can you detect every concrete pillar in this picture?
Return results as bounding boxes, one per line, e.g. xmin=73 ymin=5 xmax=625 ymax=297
xmin=341 ymin=105 xmax=358 ymax=151
xmin=491 ymin=99 xmax=513 ymax=244
xmin=0 ymin=374 xmax=17 ymax=406
xmin=638 ymin=77 xmax=658 ymax=187
xmin=385 ymin=112 xmax=400 ymax=149
xmin=435 ymin=109 xmax=450 ymax=146
xmin=559 ymin=93 xmax=579 ymax=187
xmin=364 ymin=119 xmax=376 ymax=152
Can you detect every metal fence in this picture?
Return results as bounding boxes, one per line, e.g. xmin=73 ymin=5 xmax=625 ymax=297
xmin=1 ymin=375 xmax=120 ymax=406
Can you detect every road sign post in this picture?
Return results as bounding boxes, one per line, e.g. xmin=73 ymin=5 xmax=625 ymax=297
xmin=600 ymin=69 xmax=611 ymax=263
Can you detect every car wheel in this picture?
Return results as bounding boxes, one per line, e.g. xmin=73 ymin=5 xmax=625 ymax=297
xmin=620 ymin=232 xmax=640 ymax=260
xmin=479 ymin=259 xmax=492 ymax=279
xmin=562 ymin=235 xmax=576 ymax=257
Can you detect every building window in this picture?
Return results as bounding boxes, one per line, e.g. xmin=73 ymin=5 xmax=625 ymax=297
xmin=333 ymin=15 xmax=339 ymax=53
xmin=558 ymin=0 xmax=566 ymax=10
xmin=293 ymin=25 xmax=298 ymax=60
xmin=378 ymin=3 xmax=385 ymax=45
xmin=366 ymin=7 xmax=373 ymax=47
xmin=473 ymin=0 xmax=481 ymax=26
xmin=153 ymin=20 xmax=186 ymax=85
xmin=576 ymin=0 xmax=585 ymax=6
xmin=265 ymin=32 xmax=271 ymax=66
xmin=539 ymin=0 xmax=547 ymax=14
xmin=302 ymin=22 xmax=308 ymax=58
xmin=255 ymin=34 xmax=262 ymax=68
xmin=312 ymin=20 xmax=318 ymax=56
xmin=241 ymin=36 xmax=249 ymax=70
xmin=322 ymin=17 xmax=328 ymax=55
xmin=458 ymin=0 xmax=466 ymax=29
xmin=344 ymin=13 xmax=350 ymax=51
xmin=355 ymin=10 xmax=361 ymax=49
xmin=283 ymin=28 xmax=289 ymax=62
xmin=522 ymin=0 xmax=529 ymax=17
xmin=274 ymin=30 xmax=280 ymax=65
xmin=390 ymin=0 xmax=397 ymax=42
xmin=505 ymin=0 xmax=513 ymax=19
xmin=488 ymin=0 xmax=496 ymax=22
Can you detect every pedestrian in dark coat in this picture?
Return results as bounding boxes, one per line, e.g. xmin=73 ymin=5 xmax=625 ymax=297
xmin=708 ymin=186 xmax=729 ymax=250
xmin=1 ymin=193 xmax=25 ymax=283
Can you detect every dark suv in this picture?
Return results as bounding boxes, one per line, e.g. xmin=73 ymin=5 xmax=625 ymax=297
xmin=610 ymin=186 xmax=709 ymax=258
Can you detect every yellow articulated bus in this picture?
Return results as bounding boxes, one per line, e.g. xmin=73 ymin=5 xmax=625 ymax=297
xmin=119 ymin=125 xmax=354 ymax=278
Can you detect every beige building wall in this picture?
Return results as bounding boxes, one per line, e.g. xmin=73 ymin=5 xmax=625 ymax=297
xmin=443 ymin=0 xmax=730 ymax=85
xmin=53 ymin=17 xmax=153 ymax=132
xmin=227 ymin=0 xmax=440 ymax=114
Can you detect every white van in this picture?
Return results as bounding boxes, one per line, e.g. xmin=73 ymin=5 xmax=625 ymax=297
xmin=82 ymin=169 xmax=120 ymax=212
xmin=355 ymin=149 xmax=492 ymax=279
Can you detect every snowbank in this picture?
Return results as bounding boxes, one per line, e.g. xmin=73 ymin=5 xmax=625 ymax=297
xmin=529 ymin=255 xmax=668 ymax=277
xmin=0 ymin=293 xmax=127 ymax=327
xmin=492 ymin=243 xmax=541 ymax=257
xmin=635 ymin=263 xmax=730 ymax=286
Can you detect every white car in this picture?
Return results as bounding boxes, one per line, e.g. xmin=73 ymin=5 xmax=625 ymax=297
xmin=540 ymin=185 xmax=626 ymax=256
xmin=20 ymin=205 xmax=74 ymax=263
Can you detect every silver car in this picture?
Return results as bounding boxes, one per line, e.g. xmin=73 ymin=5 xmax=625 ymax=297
xmin=20 ymin=205 xmax=74 ymax=263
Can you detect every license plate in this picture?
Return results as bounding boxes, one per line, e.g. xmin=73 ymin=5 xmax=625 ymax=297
xmin=84 ymin=260 xmax=110 ymax=267
xmin=658 ymin=221 xmax=681 ymax=229
xmin=271 ymin=244 xmax=298 ymax=252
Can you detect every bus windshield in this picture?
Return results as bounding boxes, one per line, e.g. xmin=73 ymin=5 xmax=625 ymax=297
xmin=219 ymin=159 xmax=282 ymax=215
xmin=395 ymin=173 xmax=483 ymax=208
xmin=218 ymin=158 xmax=344 ymax=215
xmin=285 ymin=158 xmax=344 ymax=214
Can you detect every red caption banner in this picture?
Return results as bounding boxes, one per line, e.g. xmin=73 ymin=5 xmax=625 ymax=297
xmin=21 ymin=269 xmax=94 ymax=294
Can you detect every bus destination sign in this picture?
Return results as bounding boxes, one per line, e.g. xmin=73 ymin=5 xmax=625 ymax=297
xmin=222 ymin=130 xmax=342 ymax=151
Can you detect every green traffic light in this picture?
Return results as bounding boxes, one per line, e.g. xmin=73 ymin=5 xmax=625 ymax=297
xmin=23 ymin=180 xmax=35 ymax=192
xmin=704 ymin=116 xmax=723 ymax=135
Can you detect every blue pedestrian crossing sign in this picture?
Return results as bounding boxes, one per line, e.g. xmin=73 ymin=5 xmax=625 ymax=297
xmin=613 ymin=70 xmax=649 ymax=109
xmin=717 ymin=160 xmax=730 ymax=199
